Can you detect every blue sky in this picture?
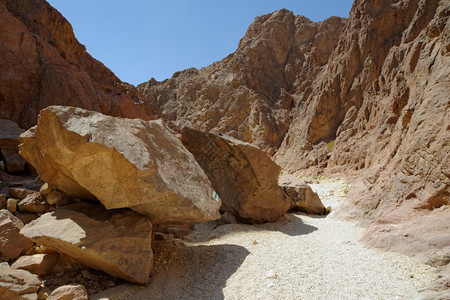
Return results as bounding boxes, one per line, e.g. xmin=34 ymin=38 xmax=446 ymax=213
xmin=47 ymin=1 xmax=354 ymax=85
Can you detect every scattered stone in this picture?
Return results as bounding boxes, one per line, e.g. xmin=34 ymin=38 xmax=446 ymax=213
xmin=182 ymin=127 xmax=291 ymax=223
xmin=0 ymin=209 xmax=33 ymax=259
xmin=47 ymin=284 xmax=88 ymax=300
xmin=282 ymin=183 xmax=328 ymax=215
xmin=11 ymin=253 xmax=59 ymax=277
xmin=38 ymin=285 xmax=51 ymax=300
xmin=6 ymin=198 xmax=18 ymax=213
xmin=0 ymin=265 xmax=41 ymax=300
xmin=80 ymin=269 xmax=92 ymax=280
xmin=19 ymin=106 xmax=221 ymax=224
xmin=265 ymin=269 xmax=278 ymax=279
xmin=9 ymin=187 xmax=38 ymax=200
xmin=45 ymin=190 xmax=63 ymax=206
xmin=20 ymin=202 xmax=154 ymax=284
xmin=39 ymin=183 xmax=53 ymax=196
xmin=18 ymin=193 xmax=49 ymax=214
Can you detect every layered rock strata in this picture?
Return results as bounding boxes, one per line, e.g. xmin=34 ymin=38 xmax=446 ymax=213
xmin=0 ymin=0 xmax=159 ymax=128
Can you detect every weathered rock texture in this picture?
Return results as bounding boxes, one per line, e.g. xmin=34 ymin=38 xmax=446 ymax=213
xmin=138 ymin=10 xmax=346 ymax=153
xmin=282 ymin=183 xmax=327 ymax=215
xmin=139 ymin=0 xmax=449 ymax=262
xmin=11 ymin=253 xmax=59 ymax=277
xmin=0 ymin=265 xmax=42 ymax=300
xmin=0 ymin=209 xmax=33 ymax=260
xmin=20 ymin=203 xmax=153 ymax=284
xmin=19 ymin=106 xmax=220 ymax=224
xmin=47 ymin=284 xmax=89 ymax=300
xmin=0 ymin=119 xmax=26 ymax=172
xmin=181 ymin=127 xmax=290 ymax=223
xmin=0 ymin=0 xmax=159 ymax=128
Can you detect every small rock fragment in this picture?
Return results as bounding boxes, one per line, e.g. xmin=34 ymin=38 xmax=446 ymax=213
xmin=45 ymin=190 xmax=63 ymax=206
xmin=47 ymin=284 xmax=88 ymax=300
xmin=6 ymin=198 xmax=18 ymax=213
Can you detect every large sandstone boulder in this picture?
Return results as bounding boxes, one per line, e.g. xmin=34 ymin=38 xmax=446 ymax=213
xmin=0 ymin=119 xmax=27 ymax=172
xmin=19 ymin=106 xmax=221 ymax=224
xmin=20 ymin=202 xmax=153 ymax=284
xmin=0 ymin=209 xmax=34 ymax=260
xmin=181 ymin=127 xmax=290 ymax=223
xmin=281 ymin=183 xmax=328 ymax=215
xmin=0 ymin=265 xmax=42 ymax=300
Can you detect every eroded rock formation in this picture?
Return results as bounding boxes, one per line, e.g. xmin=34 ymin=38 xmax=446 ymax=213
xmin=19 ymin=106 xmax=221 ymax=224
xmin=138 ymin=10 xmax=346 ymax=153
xmin=0 ymin=0 xmax=160 ymax=128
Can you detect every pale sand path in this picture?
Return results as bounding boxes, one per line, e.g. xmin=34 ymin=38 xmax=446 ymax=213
xmin=93 ymin=177 xmax=438 ymax=300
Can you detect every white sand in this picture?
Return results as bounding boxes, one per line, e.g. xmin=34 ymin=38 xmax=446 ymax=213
xmin=93 ymin=178 xmax=438 ymax=300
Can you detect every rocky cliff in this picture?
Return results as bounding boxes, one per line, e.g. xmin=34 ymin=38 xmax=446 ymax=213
xmin=138 ymin=10 xmax=346 ymax=153
xmin=0 ymin=0 xmax=159 ymax=128
xmin=139 ymin=0 xmax=449 ymax=262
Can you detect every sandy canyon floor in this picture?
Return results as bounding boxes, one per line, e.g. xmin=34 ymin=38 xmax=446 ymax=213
xmin=93 ymin=177 xmax=438 ymax=300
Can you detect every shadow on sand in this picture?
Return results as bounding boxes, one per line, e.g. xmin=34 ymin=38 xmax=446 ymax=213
xmin=92 ymin=243 xmax=250 ymax=300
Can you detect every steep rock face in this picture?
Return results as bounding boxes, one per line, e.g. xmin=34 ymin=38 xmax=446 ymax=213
xmin=275 ymin=0 xmax=449 ymax=260
xmin=138 ymin=10 xmax=346 ymax=152
xmin=0 ymin=0 xmax=159 ymax=128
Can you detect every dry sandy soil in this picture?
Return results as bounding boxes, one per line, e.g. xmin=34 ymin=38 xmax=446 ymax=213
xmin=93 ymin=177 xmax=439 ymax=300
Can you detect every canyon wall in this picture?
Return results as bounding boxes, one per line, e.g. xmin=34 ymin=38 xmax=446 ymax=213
xmin=140 ymin=0 xmax=449 ymax=260
xmin=0 ymin=0 xmax=159 ymax=128
xmin=138 ymin=10 xmax=346 ymax=153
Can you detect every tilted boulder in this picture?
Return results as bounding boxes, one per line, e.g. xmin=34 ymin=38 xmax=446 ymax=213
xmin=0 ymin=119 xmax=26 ymax=172
xmin=281 ymin=183 xmax=328 ymax=215
xmin=19 ymin=106 xmax=220 ymax=224
xmin=0 ymin=209 xmax=34 ymax=260
xmin=20 ymin=202 xmax=153 ymax=284
xmin=181 ymin=127 xmax=290 ymax=223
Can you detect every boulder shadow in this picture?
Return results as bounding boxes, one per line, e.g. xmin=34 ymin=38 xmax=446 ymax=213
xmin=256 ymin=213 xmax=318 ymax=236
xmin=93 ymin=243 xmax=250 ymax=300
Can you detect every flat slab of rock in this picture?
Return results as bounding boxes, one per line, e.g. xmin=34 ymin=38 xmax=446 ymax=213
xmin=0 ymin=119 xmax=26 ymax=172
xmin=182 ymin=127 xmax=290 ymax=223
xmin=282 ymin=183 xmax=328 ymax=215
xmin=0 ymin=265 xmax=41 ymax=300
xmin=19 ymin=106 xmax=220 ymax=224
xmin=0 ymin=209 xmax=34 ymax=260
xmin=11 ymin=253 xmax=59 ymax=277
xmin=20 ymin=202 xmax=153 ymax=284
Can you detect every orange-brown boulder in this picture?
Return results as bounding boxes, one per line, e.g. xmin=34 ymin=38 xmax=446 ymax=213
xmin=20 ymin=202 xmax=153 ymax=284
xmin=19 ymin=106 xmax=220 ymax=224
xmin=181 ymin=127 xmax=290 ymax=223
